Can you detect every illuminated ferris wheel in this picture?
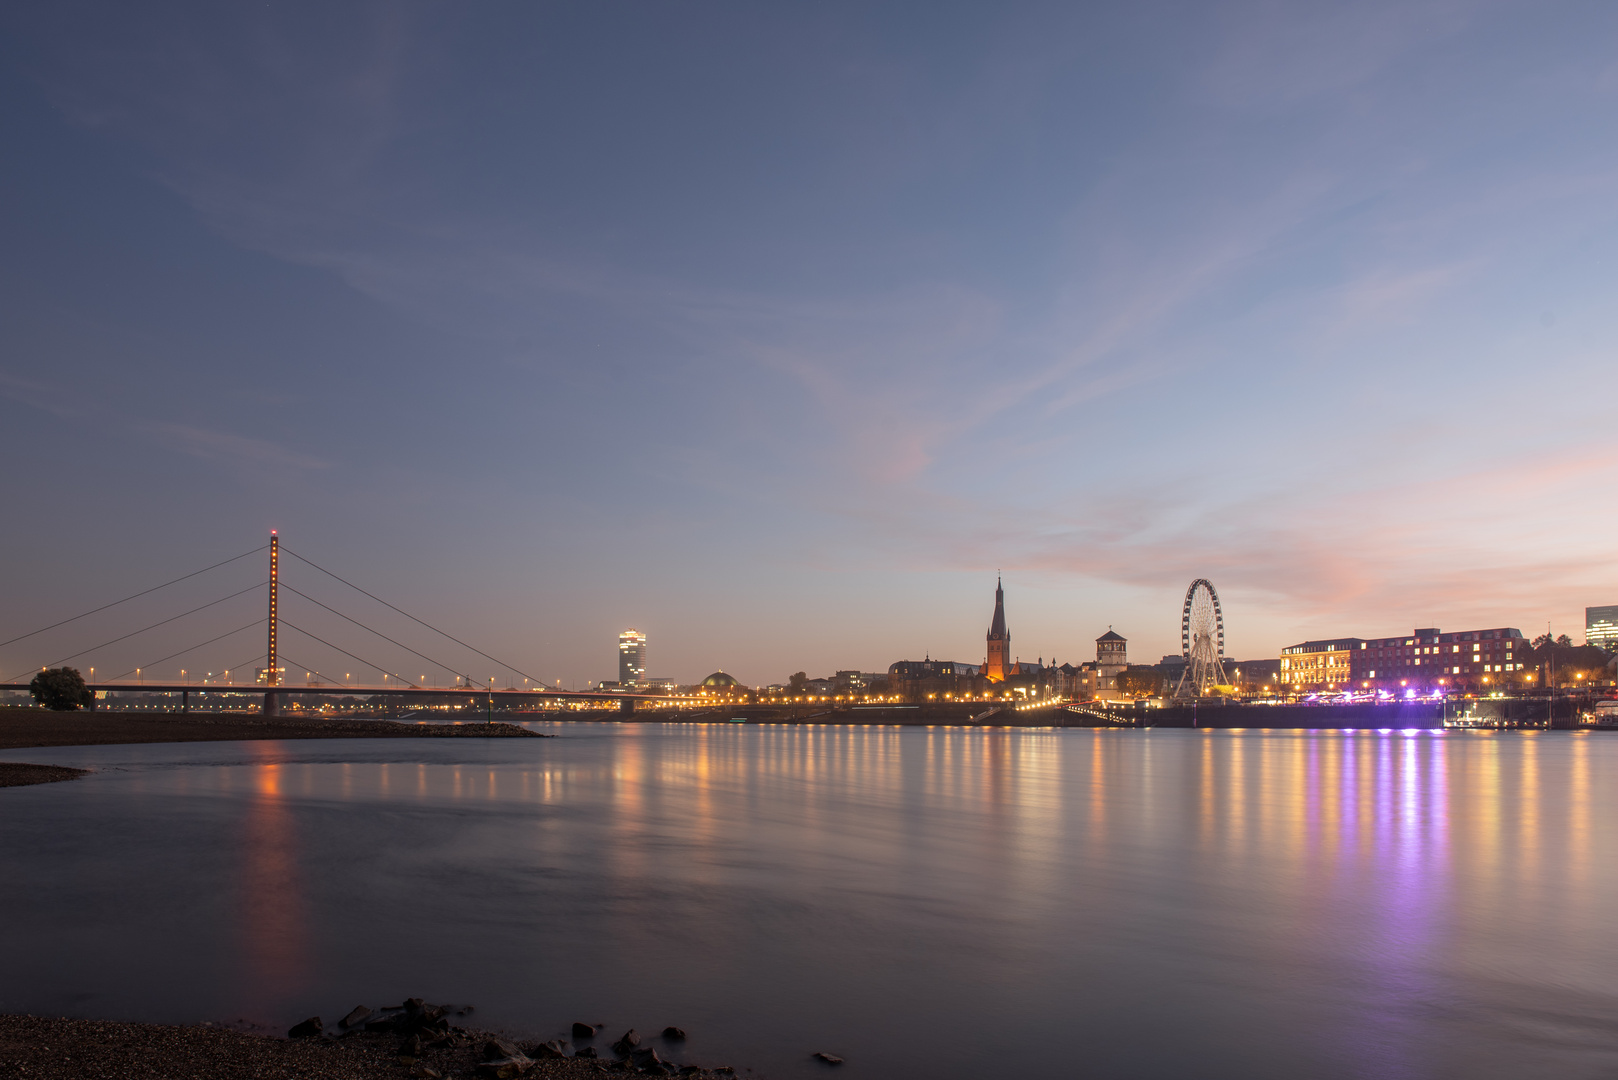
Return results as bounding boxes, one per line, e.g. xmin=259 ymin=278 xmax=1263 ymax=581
xmin=1174 ymin=578 xmax=1231 ymax=701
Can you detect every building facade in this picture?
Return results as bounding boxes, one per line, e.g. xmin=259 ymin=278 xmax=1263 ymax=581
xmin=887 ymin=658 xmax=982 ymax=700
xmin=1350 ymin=626 xmax=1528 ymax=691
xmin=1279 ymin=638 xmax=1362 ymax=692
xmin=618 ymin=628 xmax=646 ymax=686
xmin=1588 ymin=606 xmax=1618 ymax=650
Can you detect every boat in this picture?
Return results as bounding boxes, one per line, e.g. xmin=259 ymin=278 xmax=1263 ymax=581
xmin=1578 ymin=701 xmax=1618 ymax=728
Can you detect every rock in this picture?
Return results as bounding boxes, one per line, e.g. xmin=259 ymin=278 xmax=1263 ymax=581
xmin=812 ymin=1051 xmax=844 ymax=1065
xmin=398 ymin=1034 xmax=425 ymax=1058
xmin=610 ymin=1029 xmax=641 ymax=1057
xmin=530 ymin=1039 xmax=568 ymax=1059
xmin=713 ymin=1069 xmax=735 ymax=1076
xmin=661 ymin=1027 xmax=686 ymax=1041
xmin=573 ymin=1021 xmax=598 ymax=1040
xmin=404 ymin=997 xmax=426 ymax=1012
xmin=287 ymin=1017 xmax=323 ymax=1039
xmin=630 ymin=1046 xmax=661 ymax=1067
xmin=483 ymin=1038 xmax=523 ymax=1061
xmin=575 ymin=1046 xmax=599 ymax=1058
xmin=408 ymin=1067 xmax=443 ymax=1079
xmin=678 ymin=1068 xmax=703 ymax=1077
xmin=476 ymin=1059 xmax=533 ymax=1079
xmin=340 ymin=1005 xmax=373 ymax=1029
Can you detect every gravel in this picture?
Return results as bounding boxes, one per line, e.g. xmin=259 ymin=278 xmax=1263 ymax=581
xmin=0 ymin=1014 xmax=729 ymax=1079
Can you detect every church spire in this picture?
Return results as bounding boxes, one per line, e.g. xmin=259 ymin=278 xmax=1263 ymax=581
xmin=988 ymin=575 xmax=1007 ymax=639
xmin=985 ymin=575 xmax=1010 ymax=681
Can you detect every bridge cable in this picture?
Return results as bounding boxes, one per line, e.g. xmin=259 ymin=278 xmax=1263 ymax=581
xmin=209 ymin=652 xmax=267 ymax=690
xmin=104 ymin=619 xmax=266 ymax=683
xmin=94 ymin=654 xmax=264 ymax=695
xmin=277 ymin=618 xmax=423 ymax=689
xmin=280 ymin=547 xmax=548 ymax=687
xmin=273 ymin=653 xmax=347 ymax=691
xmin=0 ymin=545 xmax=268 ymax=651
xmin=278 ymin=583 xmax=479 ymax=688
xmin=7 ymin=581 xmax=267 ymax=683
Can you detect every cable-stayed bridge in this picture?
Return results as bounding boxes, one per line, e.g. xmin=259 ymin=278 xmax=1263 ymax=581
xmin=0 ymin=532 xmax=674 ymax=714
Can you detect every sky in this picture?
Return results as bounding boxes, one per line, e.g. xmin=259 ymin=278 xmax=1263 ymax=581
xmin=3 ymin=1 xmax=1618 ymax=689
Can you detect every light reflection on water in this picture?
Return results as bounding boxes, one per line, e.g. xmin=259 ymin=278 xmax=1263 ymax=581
xmin=1 ymin=725 xmax=1617 ymax=1079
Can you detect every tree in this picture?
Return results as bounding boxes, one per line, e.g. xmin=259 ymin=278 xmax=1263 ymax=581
xmin=788 ymin=671 xmax=808 ymax=693
xmin=1556 ymin=634 xmax=1573 ymax=647
xmin=1118 ymin=668 xmax=1164 ymax=697
xmin=1533 ymin=633 xmax=1552 ymax=649
xmin=29 ymin=667 xmax=94 ymax=711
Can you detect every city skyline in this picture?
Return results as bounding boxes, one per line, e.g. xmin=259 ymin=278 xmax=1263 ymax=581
xmin=3 ymin=4 xmax=1618 ymax=688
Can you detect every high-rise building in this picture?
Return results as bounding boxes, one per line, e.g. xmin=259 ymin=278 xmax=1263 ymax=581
xmin=618 ymin=628 xmax=646 ymax=686
xmin=985 ymin=577 xmax=1010 ymax=682
xmin=1587 ymin=606 xmax=1618 ymax=649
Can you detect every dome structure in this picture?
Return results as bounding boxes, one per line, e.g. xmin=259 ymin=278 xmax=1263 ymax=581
xmin=701 ymin=671 xmax=740 ymax=689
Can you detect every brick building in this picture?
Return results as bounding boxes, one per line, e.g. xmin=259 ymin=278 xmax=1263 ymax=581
xmin=1350 ymin=626 xmax=1528 ymax=691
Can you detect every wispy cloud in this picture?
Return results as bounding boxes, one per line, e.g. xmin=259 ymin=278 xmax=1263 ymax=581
xmin=144 ymin=423 xmax=328 ymax=471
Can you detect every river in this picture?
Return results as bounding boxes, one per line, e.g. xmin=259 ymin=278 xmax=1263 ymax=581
xmin=2 ymin=723 xmax=1615 ymax=1078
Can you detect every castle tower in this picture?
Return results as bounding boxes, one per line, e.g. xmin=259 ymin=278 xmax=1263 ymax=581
xmin=1096 ymin=628 xmax=1127 ymax=691
xmin=985 ymin=576 xmax=1010 ymax=682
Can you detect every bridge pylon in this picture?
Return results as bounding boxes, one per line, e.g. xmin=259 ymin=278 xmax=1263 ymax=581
xmin=264 ymin=530 xmax=280 ymax=717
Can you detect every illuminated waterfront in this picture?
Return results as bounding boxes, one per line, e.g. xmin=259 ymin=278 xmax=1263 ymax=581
xmin=2 ymin=725 xmax=1615 ymax=1078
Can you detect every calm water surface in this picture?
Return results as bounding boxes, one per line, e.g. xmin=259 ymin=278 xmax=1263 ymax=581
xmin=2 ymin=724 xmax=1617 ymax=1079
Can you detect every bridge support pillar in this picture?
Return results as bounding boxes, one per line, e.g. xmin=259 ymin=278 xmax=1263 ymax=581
xmin=263 ymin=691 xmax=279 ymax=718
xmin=618 ymin=697 xmax=634 ymax=715
xmin=181 ymin=689 xmax=189 ymax=714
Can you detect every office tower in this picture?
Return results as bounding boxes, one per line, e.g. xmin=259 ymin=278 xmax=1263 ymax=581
xmin=619 ymin=628 xmax=646 ymax=686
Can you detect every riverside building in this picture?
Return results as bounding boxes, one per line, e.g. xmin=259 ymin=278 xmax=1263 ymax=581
xmin=1350 ymin=627 xmax=1527 ymax=691
xmin=1279 ymin=638 xmax=1362 ymax=692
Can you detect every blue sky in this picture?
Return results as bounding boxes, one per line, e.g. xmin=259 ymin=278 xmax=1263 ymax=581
xmin=3 ymin=2 xmax=1617 ymax=688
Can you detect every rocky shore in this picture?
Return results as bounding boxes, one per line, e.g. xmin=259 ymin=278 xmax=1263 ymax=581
xmin=0 ymin=998 xmax=754 ymax=1080
xmin=0 ymin=710 xmax=546 ymax=752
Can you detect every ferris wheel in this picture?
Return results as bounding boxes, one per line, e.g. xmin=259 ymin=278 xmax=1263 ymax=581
xmin=1174 ymin=578 xmax=1230 ymax=701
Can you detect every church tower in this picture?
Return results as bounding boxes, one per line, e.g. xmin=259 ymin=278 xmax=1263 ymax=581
xmin=985 ymin=576 xmax=1010 ymax=682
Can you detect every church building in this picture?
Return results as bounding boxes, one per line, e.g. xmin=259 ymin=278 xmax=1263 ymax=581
xmin=985 ymin=576 xmax=1011 ymax=682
